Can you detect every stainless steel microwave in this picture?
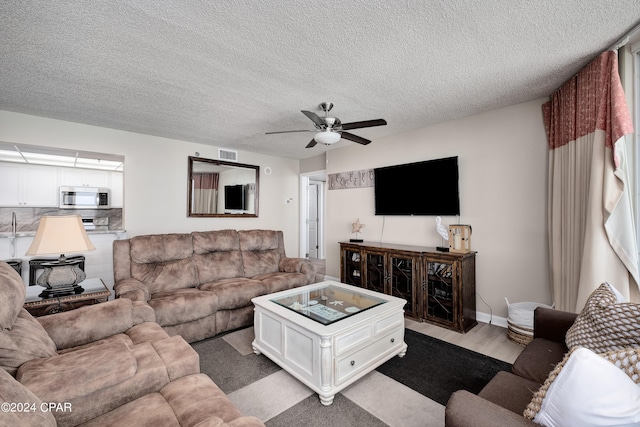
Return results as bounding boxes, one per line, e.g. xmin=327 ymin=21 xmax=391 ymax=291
xmin=59 ymin=186 xmax=110 ymax=209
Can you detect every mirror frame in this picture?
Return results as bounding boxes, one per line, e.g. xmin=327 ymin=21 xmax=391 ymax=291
xmin=187 ymin=156 xmax=260 ymax=218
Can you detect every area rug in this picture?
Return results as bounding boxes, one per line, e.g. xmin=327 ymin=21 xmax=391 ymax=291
xmin=191 ymin=327 xmax=511 ymax=426
xmin=376 ymin=329 xmax=512 ymax=405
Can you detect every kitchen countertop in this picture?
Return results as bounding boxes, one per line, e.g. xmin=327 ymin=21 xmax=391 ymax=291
xmin=0 ymin=230 xmax=126 ymax=238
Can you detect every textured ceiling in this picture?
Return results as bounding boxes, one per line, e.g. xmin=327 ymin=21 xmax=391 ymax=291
xmin=1 ymin=1 xmax=639 ymax=159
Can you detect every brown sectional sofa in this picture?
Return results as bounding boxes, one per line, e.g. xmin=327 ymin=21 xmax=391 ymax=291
xmin=113 ymin=229 xmax=317 ymax=342
xmin=445 ymin=307 xmax=578 ymax=426
xmin=0 ymin=261 xmax=264 ymax=427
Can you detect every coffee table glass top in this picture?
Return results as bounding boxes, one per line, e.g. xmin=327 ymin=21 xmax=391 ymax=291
xmin=270 ymin=284 xmax=387 ymax=325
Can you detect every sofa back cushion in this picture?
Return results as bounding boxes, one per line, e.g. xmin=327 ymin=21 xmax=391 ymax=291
xmin=0 ymin=309 xmax=58 ymax=376
xmin=129 ymin=234 xmax=198 ymax=293
xmin=0 ymin=262 xmax=27 ymax=330
xmin=193 ymin=230 xmax=243 ymax=283
xmin=239 ymin=230 xmax=282 ymax=277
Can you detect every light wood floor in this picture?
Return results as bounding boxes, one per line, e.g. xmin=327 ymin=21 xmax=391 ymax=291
xmin=406 ymin=318 xmax=524 ymax=364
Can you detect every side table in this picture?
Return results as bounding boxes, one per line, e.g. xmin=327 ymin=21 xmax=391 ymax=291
xmin=24 ymin=278 xmax=111 ymax=317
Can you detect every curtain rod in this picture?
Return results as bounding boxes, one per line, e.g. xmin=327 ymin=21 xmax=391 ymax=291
xmin=608 ymin=20 xmax=640 ymax=51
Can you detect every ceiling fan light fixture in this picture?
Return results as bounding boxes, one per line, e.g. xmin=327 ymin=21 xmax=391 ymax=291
xmin=314 ymin=131 xmax=341 ymax=145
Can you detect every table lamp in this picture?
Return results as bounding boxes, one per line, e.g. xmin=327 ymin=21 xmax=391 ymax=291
xmin=25 ymin=215 xmax=96 ymax=298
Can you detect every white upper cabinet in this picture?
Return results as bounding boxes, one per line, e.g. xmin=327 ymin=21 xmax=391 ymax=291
xmin=0 ymin=163 xmax=58 ymax=206
xmin=58 ymin=168 xmax=110 ymax=188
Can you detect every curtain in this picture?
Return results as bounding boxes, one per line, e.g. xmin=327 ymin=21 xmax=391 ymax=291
xmin=192 ymin=172 xmax=219 ymax=214
xmin=543 ymin=50 xmax=639 ymax=312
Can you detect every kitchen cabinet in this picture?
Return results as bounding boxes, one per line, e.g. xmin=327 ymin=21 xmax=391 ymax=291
xmin=0 ymin=163 xmax=58 ymax=207
xmin=109 ymin=171 xmax=123 ymax=207
xmin=340 ymin=241 xmax=477 ymax=332
xmin=58 ymin=168 xmax=110 ymax=188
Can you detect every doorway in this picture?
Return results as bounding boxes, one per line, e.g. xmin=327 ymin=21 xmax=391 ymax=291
xmin=300 ymin=172 xmax=326 ymax=261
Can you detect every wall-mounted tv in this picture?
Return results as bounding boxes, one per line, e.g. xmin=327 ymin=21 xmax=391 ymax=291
xmin=224 ymin=184 xmax=245 ymax=210
xmin=374 ymin=156 xmax=460 ymax=216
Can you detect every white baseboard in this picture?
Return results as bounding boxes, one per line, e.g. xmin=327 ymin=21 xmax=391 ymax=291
xmin=476 ymin=311 xmax=508 ymax=328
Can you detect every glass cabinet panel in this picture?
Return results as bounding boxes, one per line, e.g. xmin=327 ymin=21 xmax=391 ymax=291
xmin=390 ymin=256 xmax=415 ymax=317
xmin=426 ymin=261 xmax=454 ymax=324
xmin=365 ymin=253 xmax=386 ymax=294
xmin=342 ymin=249 xmax=362 ymax=287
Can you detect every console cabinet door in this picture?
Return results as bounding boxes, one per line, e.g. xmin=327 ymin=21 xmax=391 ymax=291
xmin=388 ymin=254 xmax=420 ymax=319
xmin=340 ymin=245 xmax=363 ymax=287
xmin=364 ymin=249 xmax=387 ymax=295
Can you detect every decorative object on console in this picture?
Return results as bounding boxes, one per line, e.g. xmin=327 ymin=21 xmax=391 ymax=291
xmin=350 ymin=218 xmax=365 ymax=242
xmin=448 ymin=224 xmax=472 ymax=253
xmin=25 ymin=215 xmax=95 ymax=298
xmin=435 ymin=216 xmax=449 ymax=252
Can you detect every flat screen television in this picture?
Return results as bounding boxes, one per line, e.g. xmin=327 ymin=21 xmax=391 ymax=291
xmin=224 ymin=184 xmax=245 ymax=210
xmin=374 ymin=156 xmax=460 ymax=216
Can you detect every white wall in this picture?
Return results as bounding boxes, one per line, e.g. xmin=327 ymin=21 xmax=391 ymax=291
xmin=325 ymin=99 xmax=552 ymax=320
xmin=0 ymin=110 xmax=302 ymax=256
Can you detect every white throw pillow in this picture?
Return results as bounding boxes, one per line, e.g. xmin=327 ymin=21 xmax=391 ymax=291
xmin=532 ymin=347 xmax=640 ymax=427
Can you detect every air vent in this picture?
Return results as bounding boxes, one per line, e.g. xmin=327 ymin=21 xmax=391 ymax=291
xmin=219 ymin=149 xmax=238 ymax=162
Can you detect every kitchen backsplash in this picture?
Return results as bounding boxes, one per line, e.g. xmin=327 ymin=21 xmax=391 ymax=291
xmin=0 ymin=207 xmax=123 ymax=233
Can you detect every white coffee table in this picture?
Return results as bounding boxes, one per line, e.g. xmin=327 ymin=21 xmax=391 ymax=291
xmin=252 ymin=280 xmax=407 ymax=405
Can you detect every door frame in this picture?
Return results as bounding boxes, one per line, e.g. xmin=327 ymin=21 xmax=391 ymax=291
xmin=299 ymin=170 xmax=326 ymax=259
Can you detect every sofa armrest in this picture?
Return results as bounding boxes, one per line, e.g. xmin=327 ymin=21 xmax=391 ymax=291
xmin=533 ymin=307 xmax=577 ymax=343
xmin=445 ymin=390 xmax=535 ymax=427
xmin=37 ymin=299 xmax=134 ymax=350
xmin=279 ymin=257 xmax=317 ymax=284
xmin=114 ymin=278 xmax=151 ymax=302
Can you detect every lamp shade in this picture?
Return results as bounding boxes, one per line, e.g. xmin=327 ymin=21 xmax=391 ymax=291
xmin=314 ymin=131 xmax=341 ymax=145
xmin=26 ymin=215 xmax=96 ymax=256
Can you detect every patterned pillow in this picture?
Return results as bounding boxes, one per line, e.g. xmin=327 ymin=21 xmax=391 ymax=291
xmin=599 ymin=347 xmax=640 ymax=384
xmin=524 ymin=347 xmax=640 ymax=425
xmin=565 ymin=282 xmax=640 ymax=352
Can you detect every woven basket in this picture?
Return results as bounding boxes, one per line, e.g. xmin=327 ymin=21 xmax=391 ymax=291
xmin=507 ymin=320 xmax=534 ymax=346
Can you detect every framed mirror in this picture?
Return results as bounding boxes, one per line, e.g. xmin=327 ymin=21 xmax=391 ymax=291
xmin=187 ymin=156 xmax=259 ymax=217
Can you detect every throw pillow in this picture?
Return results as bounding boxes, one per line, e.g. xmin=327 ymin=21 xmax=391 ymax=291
xmin=524 ymin=347 xmax=640 ymax=426
xmin=565 ymin=282 xmax=640 ymax=353
xmin=599 ymin=347 xmax=640 ymax=384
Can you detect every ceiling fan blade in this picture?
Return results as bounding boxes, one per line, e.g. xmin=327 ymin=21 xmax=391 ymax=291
xmin=341 ymin=132 xmax=371 ymax=145
xmin=340 ymin=119 xmax=387 ymax=131
xmin=306 ymin=139 xmax=317 ymax=148
xmin=265 ymin=129 xmax=314 ymax=135
xmin=301 ymin=110 xmax=326 ymax=127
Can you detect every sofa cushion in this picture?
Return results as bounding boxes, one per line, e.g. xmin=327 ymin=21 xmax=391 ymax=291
xmin=130 ymin=234 xmax=199 ymax=292
xmin=0 ymin=262 xmax=26 ymax=330
xmin=199 ymin=278 xmax=267 ymax=310
xmin=239 ymin=230 xmax=281 ymax=277
xmin=511 ymin=337 xmax=567 ymax=384
xmin=524 ymin=347 xmax=640 ymax=425
xmin=149 ymin=288 xmax=220 ymax=326
xmin=566 ymin=282 xmax=640 ymax=353
xmin=252 ymin=271 xmax=309 ymax=294
xmin=160 ymin=373 xmax=244 ymax=424
xmin=0 ymin=367 xmax=56 ymax=427
xmin=0 ymin=309 xmax=58 ymax=376
xmin=17 ymin=340 xmax=137 ymax=402
xmin=478 ymin=371 xmax=541 ymax=415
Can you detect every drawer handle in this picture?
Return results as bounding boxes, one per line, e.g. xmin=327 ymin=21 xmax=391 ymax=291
xmin=390 ymin=338 xmax=395 ymax=343
xmin=350 ymin=360 xmax=355 ymax=366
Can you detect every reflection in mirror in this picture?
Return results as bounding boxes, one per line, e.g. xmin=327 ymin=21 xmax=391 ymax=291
xmin=188 ymin=156 xmax=259 ymax=217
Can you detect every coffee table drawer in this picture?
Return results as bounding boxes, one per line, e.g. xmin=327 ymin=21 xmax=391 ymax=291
xmin=335 ymin=327 xmax=404 ymax=385
xmin=334 ymin=323 xmax=373 ymax=356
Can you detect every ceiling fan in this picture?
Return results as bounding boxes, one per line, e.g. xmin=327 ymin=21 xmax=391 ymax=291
xmin=266 ymin=102 xmax=387 ymax=148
